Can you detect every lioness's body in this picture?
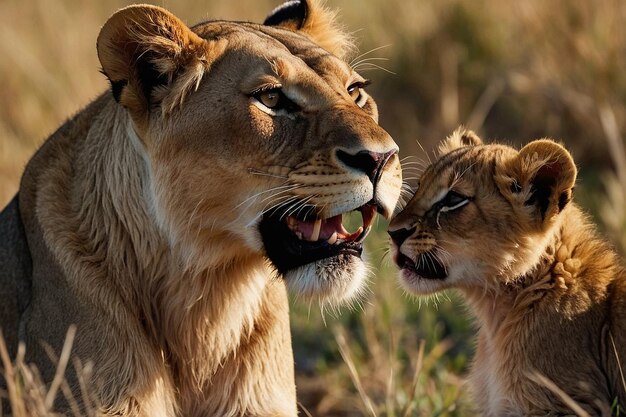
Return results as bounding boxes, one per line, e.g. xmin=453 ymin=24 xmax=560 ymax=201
xmin=390 ymin=130 xmax=626 ymax=416
xmin=0 ymin=1 xmax=402 ymax=415
xmin=1 ymin=93 xmax=295 ymax=416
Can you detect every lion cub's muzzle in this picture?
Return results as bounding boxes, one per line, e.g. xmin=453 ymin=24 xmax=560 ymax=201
xmin=388 ymin=225 xmax=448 ymax=280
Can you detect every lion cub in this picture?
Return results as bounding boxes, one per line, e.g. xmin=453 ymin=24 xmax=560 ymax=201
xmin=389 ymin=128 xmax=626 ymax=416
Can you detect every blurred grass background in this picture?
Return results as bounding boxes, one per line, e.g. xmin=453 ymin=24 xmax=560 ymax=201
xmin=0 ymin=0 xmax=625 ymax=416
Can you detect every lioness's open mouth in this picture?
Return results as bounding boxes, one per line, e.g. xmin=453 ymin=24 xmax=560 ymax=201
xmin=260 ymin=202 xmax=378 ymax=274
xmin=397 ymin=251 xmax=447 ymax=280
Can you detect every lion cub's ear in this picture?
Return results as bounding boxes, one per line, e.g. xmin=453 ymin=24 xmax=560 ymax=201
xmin=97 ymin=5 xmax=227 ymax=122
xmin=437 ymin=127 xmax=483 ymax=156
xmin=264 ymin=0 xmax=354 ymax=60
xmin=508 ymin=140 xmax=577 ymax=227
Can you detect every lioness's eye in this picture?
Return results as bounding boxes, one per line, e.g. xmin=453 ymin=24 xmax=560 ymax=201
xmin=348 ymin=85 xmax=361 ymax=101
xmin=258 ymin=90 xmax=279 ymax=108
xmin=347 ymin=80 xmax=371 ymax=108
xmin=251 ymin=88 xmax=300 ymax=113
xmin=440 ymin=190 xmax=471 ymax=211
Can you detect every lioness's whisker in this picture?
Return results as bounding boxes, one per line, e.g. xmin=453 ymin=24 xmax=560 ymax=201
xmin=245 ymin=194 xmax=300 ymax=227
xmin=257 ymin=186 xmax=303 ymax=206
xmin=247 ymin=168 xmax=289 ymax=179
xmin=301 ymin=202 xmax=318 ymax=220
xmin=350 ymin=57 xmax=390 ymax=69
xmin=256 ymin=196 xmax=301 ymax=226
xmin=259 ymin=195 xmax=300 ymax=217
xmin=353 ymin=63 xmax=396 ymax=75
xmin=349 ymin=44 xmax=392 ymax=67
xmin=291 ymin=196 xmax=317 ymax=220
xmin=281 ymin=195 xmax=316 ymax=222
xmin=233 ymin=185 xmax=303 ymax=226
xmin=235 ymin=184 xmax=300 ymax=210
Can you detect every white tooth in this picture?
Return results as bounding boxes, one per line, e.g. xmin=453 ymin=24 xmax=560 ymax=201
xmin=356 ymin=225 xmax=372 ymax=244
xmin=310 ymin=219 xmax=322 ymax=242
xmin=327 ymin=232 xmax=338 ymax=245
xmin=296 ymin=231 xmax=303 ymax=240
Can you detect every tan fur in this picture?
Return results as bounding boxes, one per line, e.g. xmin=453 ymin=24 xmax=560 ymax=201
xmin=0 ymin=2 xmax=401 ymax=416
xmin=265 ymin=0 xmax=355 ymax=60
xmin=390 ymin=128 xmax=626 ymax=416
xmin=298 ymin=0 xmax=355 ymax=60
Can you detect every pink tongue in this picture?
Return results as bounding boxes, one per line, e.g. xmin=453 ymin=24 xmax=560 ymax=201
xmin=320 ymin=216 xmax=344 ymax=239
xmin=296 ymin=215 xmax=345 ymax=241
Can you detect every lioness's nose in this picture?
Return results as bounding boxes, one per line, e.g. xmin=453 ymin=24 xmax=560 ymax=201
xmin=336 ymin=149 xmax=397 ymax=183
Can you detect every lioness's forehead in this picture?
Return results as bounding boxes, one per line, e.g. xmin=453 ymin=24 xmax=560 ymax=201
xmin=193 ymin=21 xmax=351 ymax=78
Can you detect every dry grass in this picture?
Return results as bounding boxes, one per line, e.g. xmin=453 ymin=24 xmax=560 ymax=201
xmin=0 ymin=327 xmax=98 ymax=417
xmin=1 ymin=0 xmax=625 ymax=416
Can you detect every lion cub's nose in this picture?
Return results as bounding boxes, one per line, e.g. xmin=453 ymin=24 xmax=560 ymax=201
xmin=388 ymin=226 xmax=416 ymax=247
xmin=336 ymin=149 xmax=397 ymax=184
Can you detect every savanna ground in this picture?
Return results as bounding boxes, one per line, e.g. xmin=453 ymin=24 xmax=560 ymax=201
xmin=1 ymin=0 xmax=625 ymax=416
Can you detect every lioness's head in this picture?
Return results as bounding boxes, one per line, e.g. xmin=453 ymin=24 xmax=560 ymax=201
xmin=97 ymin=0 xmax=402 ymax=304
xmin=388 ymin=128 xmax=576 ymax=294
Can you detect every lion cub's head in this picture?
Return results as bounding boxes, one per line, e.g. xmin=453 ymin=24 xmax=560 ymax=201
xmin=389 ymin=128 xmax=576 ymax=294
xmin=96 ymin=0 xmax=402 ymax=304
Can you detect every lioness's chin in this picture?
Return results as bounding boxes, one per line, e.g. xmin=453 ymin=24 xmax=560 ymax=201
xmin=284 ymin=255 xmax=367 ymax=304
xmin=258 ymin=201 xmax=378 ymax=303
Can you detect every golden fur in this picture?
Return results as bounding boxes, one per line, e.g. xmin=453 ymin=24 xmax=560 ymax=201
xmin=389 ymin=128 xmax=626 ymax=416
xmin=0 ymin=1 xmax=401 ymax=416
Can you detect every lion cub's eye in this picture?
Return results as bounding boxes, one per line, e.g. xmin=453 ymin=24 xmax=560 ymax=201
xmin=433 ymin=190 xmax=471 ymax=229
xmin=251 ymin=87 xmax=300 ymax=114
xmin=347 ymin=80 xmax=371 ymax=108
xmin=439 ymin=190 xmax=471 ymax=211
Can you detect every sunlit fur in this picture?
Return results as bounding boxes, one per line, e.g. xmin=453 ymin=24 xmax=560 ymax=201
xmin=390 ymin=127 xmax=626 ymax=416
xmin=0 ymin=2 xmax=401 ymax=416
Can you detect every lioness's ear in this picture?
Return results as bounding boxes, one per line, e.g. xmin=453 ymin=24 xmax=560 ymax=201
xmin=511 ymin=140 xmax=577 ymax=226
xmin=264 ymin=0 xmax=354 ymax=60
xmin=97 ymin=5 xmax=227 ymax=120
xmin=437 ymin=126 xmax=483 ymax=156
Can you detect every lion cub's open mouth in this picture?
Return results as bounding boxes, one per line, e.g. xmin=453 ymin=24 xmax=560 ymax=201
xmin=396 ymin=251 xmax=448 ymax=280
xmin=260 ymin=203 xmax=378 ymax=274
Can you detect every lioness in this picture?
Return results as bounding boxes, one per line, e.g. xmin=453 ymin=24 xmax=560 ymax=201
xmin=0 ymin=1 xmax=402 ymax=415
xmin=389 ymin=129 xmax=626 ymax=416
